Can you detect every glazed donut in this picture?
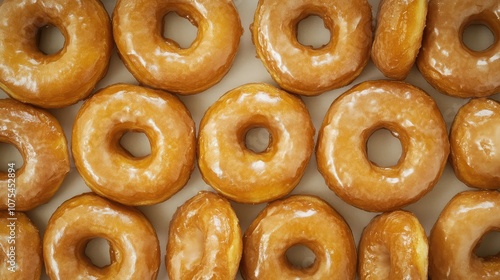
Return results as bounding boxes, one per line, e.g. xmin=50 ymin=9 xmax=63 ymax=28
xmin=450 ymin=98 xmax=500 ymax=189
xmin=113 ymin=0 xmax=242 ymax=95
xmin=43 ymin=193 xmax=160 ymax=279
xmin=241 ymin=195 xmax=356 ymax=279
xmin=371 ymin=0 xmax=427 ymax=80
xmin=0 ymin=99 xmax=69 ymax=211
xmin=417 ymin=0 xmax=500 ymax=98
xmin=316 ymin=80 xmax=449 ymax=212
xmin=0 ymin=0 xmax=112 ymax=108
xmin=358 ymin=210 xmax=428 ymax=279
xmin=72 ymin=84 xmax=195 ymax=206
xmin=251 ymin=0 xmax=372 ymax=95
xmin=0 ymin=211 xmax=42 ymax=279
xmin=429 ymin=190 xmax=500 ymax=279
xmin=166 ymin=191 xmax=242 ymax=280
xmin=198 ymin=83 xmax=315 ymax=204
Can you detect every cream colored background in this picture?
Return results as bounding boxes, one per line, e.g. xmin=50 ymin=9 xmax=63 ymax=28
xmin=0 ymin=0 xmax=499 ymax=278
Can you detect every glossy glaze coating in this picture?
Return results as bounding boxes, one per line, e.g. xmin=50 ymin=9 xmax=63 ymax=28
xmin=72 ymin=84 xmax=196 ymax=206
xmin=0 ymin=211 xmax=42 ymax=279
xmin=358 ymin=210 xmax=428 ymax=280
xmin=429 ymin=190 xmax=500 ymax=279
xmin=241 ymin=195 xmax=356 ymax=279
xmin=198 ymin=83 xmax=315 ymax=204
xmin=251 ymin=0 xmax=372 ymax=96
xmin=450 ymin=98 xmax=500 ymax=189
xmin=316 ymin=80 xmax=449 ymax=212
xmin=417 ymin=0 xmax=500 ymax=98
xmin=0 ymin=99 xmax=69 ymax=210
xmin=113 ymin=0 xmax=242 ymax=95
xmin=372 ymin=0 xmax=427 ymax=80
xmin=0 ymin=0 xmax=112 ymax=108
xmin=43 ymin=193 xmax=161 ymax=279
xmin=166 ymin=191 xmax=242 ymax=280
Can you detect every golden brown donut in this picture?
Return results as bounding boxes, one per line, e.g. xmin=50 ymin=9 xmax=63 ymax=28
xmin=241 ymin=195 xmax=357 ymax=279
xmin=251 ymin=0 xmax=372 ymax=95
xmin=429 ymin=190 xmax=500 ymax=279
xmin=198 ymin=83 xmax=315 ymax=204
xmin=0 ymin=211 xmax=42 ymax=279
xmin=113 ymin=0 xmax=242 ymax=95
xmin=450 ymin=98 xmax=500 ymax=189
xmin=358 ymin=210 xmax=428 ymax=279
xmin=0 ymin=99 xmax=69 ymax=211
xmin=43 ymin=193 xmax=161 ymax=279
xmin=166 ymin=191 xmax=242 ymax=280
xmin=371 ymin=0 xmax=428 ymax=80
xmin=316 ymin=80 xmax=449 ymax=212
xmin=417 ymin=0 xmax=500 ymax=98
xmin=0 ymin=0 xmax=112 ymax=108
xmin=72 ymin=84 xmax=195 ymax=206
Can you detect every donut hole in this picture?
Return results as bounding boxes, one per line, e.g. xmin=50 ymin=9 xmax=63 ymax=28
xmin=0 ymin=142 xmax=24 ymax=172
xmin=474 ymin=230 xmax=500 ymax=260
xmin=37 ymin=25 xmax=65 ymax=55
xmin=285 ymin=244 xmax=316 ymax=269
xmin=462 ymin=22 xmax=496 ymax=52
xmin=366 ymin=128 xmax=403 ymax=168
xmin=244 ymin=127 xmax=271 ymax=153
xmin=296 ymin=14 xmax=332 ymax=49
xmin=119 ymin=131 xmax=152 ymax=159
xmin=162 ymin=11 xmax=198 ymax=49
xmin=84 ymin=238 xmax=112 ymax=268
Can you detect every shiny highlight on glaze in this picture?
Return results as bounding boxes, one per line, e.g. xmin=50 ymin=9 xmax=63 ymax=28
xmin=0 ymin=0 xmax=112 ymax=108
xmin=316 ymin=80 xmax=449 ymax=212
xmin=198 ymin=83 xmax=315 ymax=204
xmin=113 ymin=0 xmax=243 ymax=94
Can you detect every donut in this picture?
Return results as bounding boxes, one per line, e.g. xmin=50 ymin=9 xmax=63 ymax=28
xmin=72 ymin=84 xmax=195 ymax=206
xmin=0 ymin=99 xmax=69 ymax=211
xmin=43 ymin=193 xmax=160 ymax=279
xmin=166 ymin=191 xmax=242 ymax=280
xmin=450 ymin=98 xmax=500 ymax=189
xmin=251 ymin=0 xmax=372 ymax=96
xmin=358 ymin=210 xmax=428 ymax=279
xmin=417 ymin=0 xmax=500 ymax=98
xmin=371 ymin=0 xmax=428 ymax=80
xmin=0 ymin=211 xmax=42 ymax=279
xmin=241 ymin=195 xmax=356 ymax=279
xmin=198 ymin=83 xmax=315 ymax=204
xmin=113 ymin=0 xmax=242 ymax=95
xmin=316 ymin=80 xmax=449 ymax=212
xmin=0 ymin=0 xmax=112 ymax=108
xmin=429 ymin=190 xmax=500 ymax=279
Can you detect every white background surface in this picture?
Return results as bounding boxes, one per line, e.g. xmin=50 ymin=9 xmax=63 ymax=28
xmin=0 ymin=0 xmax=499 ymax=278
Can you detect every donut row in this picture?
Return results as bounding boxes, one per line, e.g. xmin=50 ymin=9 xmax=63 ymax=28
xmin=5 ymin=189 xmax=499 ymax=279
xmin=0 ymin=0 xmax=499 ymax=108
xmin=1 ymin=79 xmax=498 ymax=211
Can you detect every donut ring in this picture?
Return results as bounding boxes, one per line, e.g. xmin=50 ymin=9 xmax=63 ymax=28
xmin=358 ymin=210 xmax=428 ymax=279
xmin=72 ymin=84 xmax=196 ymax=206
xmin=0 ymin=99 xmax=69 ymax=211
xmin=450 ymin=98 xmax=500 ymax=189
xmin=251 ymin=0 xmax=372 ymax=95
xmin=198 ymin=83 xmax=315 ymax=204
xmin=371 ymin=0 xmax=427 ymax=80
xmin=166 ymin=191 xmax=242 ymax=280
xmin=241 ymin=195 xmax=357 ymax=279
xmin=0 ymin=0 xmax=112 ymax=108
xmin=417 ymin=0 xmax=500 ymax=98
xmin=316 ymin=80 xmax=449 ymax=212
xmin=43 ymin=193 xmax=161 ymax=279
xmin=113 ymin=0 xmax=242 ymax=95
xmin=0 ymin=211 xmax=42 ymax=279
xmin=429 ymin=190 xmax=500 ymax=279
